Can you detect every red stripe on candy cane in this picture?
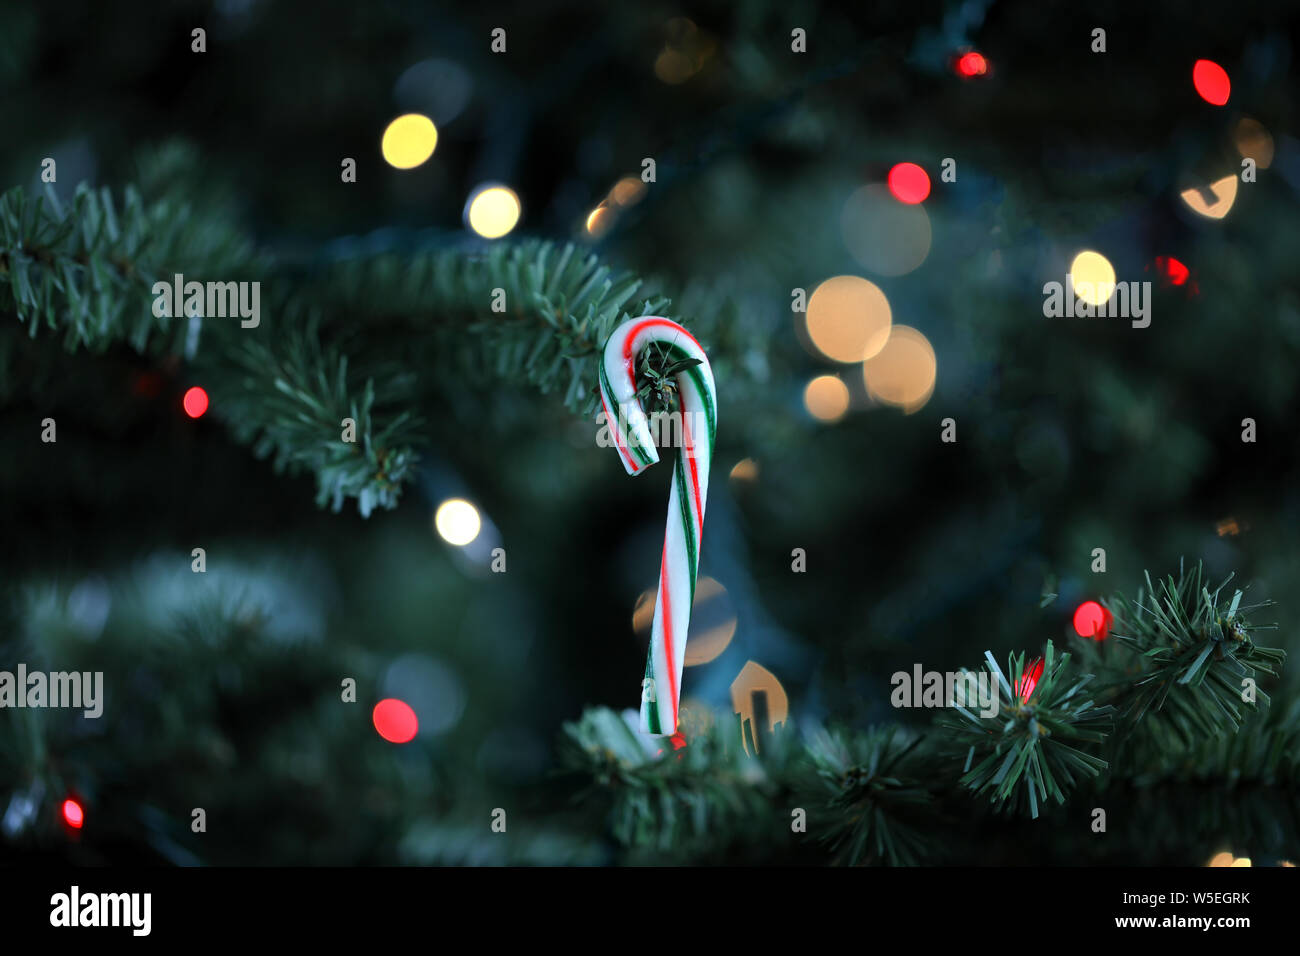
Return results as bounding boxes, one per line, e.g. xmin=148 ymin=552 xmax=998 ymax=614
xmin=658 ymin=543 xmax=679 ymax=730
xmin=599 ymin=389 xmax=640 ymax=474
xmin=622 ymin=318 xmax=705 ymax=363
xmin=680 ymin=408 xmax=704 ymax=537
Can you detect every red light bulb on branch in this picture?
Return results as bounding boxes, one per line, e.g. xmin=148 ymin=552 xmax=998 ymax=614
xmin=1016 ymin=657 xmax=1044 ymax=701
xmin=1073 ymin=601 xmax=1112 ymax=640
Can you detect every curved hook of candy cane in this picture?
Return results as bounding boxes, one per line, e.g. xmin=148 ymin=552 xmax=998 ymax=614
xmin=599 ymin=317 xmax=717 ymax=735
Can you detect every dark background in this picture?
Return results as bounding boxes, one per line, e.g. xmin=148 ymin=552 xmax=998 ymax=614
xmin=1 ymin=0 xmax=1297 ymax=864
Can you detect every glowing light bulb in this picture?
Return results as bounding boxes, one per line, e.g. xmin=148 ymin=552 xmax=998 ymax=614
xmin=381 ymin=114 xmax=438 ymax=169
xmin=372 ymin=698 xmax=419 ymax=743
xmin=1192 ymin=60 xmax=1230 ymax=106
xmin=1069 ymin=251 xmax=1116 ymax=306
xmin=804 ymin=376 xmax=851 ymax=422
xmin=183 ymin=386 xmax=209 ymax=419
xmin=62 ymin=799 xmax=84 ymax=829
xmin=956 ymin=52 xmax=988 ymax=77
xmin=466 ymin=185 xmax=521 ymax=239
xmin=435 ymin=499 xmax=481 ymax=545
xmin=1073 ymin=601 xmax=1111 ymax=640
xmin=888 ymin=163 xmax=931 ymax=204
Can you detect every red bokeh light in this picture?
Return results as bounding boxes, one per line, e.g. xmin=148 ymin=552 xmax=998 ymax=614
xmin=372 ymin=698 xmax=419 ymax=743
xmin=1073 ymin=601 xmax=1112 ymax=640
xmin=62 ymin=798 xmax=84 ymax=829
xmin=1016 ymin=657 xmax=1045 ymax=702
xmin=956 ymin=52 xmax=988 ymax=77
xmin=1192 ymin=60 xmax=1230 ymax=106
xmin=1155 ymin=256 xmax=1190 ymax=287
xmin=888 ymin=163 xmax=931 ymax=204
xmin=182 ymin=386 xmax=209 ymax=419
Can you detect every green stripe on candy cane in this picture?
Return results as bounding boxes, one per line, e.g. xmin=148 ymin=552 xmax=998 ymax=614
xmin=599 ymin=316 xmax=716 ymax=736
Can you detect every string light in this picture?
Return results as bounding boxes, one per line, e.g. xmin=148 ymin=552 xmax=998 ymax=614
xmin=805 ymin=275 xmax=892 ymax=363
xmin=1069 ymin=251 xmax=1116 ymax=306
xmin=1073 ymin=601 xmax=1111 ymax=640
xmin=804 ymin=376 xmax=851 ymax=423
xmin=955 ymin=51 xmax=988 ymax=77
xmin=1180 ymin=175 xmax=1237 ymax=220
xmin=1016 ymin=658 xmax=1044 ymax=701
xmin=381 ymin=113 xmax=438 ymax=169
xmin=1192 ymin=59 xmax=1230 ymax=106
xmin=888 ymin=163 xmax=931 ymax=204
xmin=465 ymin=185 xmax=521 ymax=239
xmin=62 ymin=798 xmax=84 ymax=829
xmin=862 ymin=326 xmax=937 ymax=413
xmin=182 ymin=386 xmax=209 ymax=419
xmin=435 ymin=499 xmax=482 ymax=546
xmin=372 ymin=698 xmax=419 ymax=743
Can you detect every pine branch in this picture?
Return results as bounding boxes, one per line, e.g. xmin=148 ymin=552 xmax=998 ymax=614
xmin=559 ymin=707 xmax=794 ymax=860
xmin=2 ymin=175 xmax=728 ymax=514
xmin=295 ymin=238 xmax=683 ymax=415
xmin=798 ymin=725 xmax=941 ymax=866
xmin=935 ymin=640 xmax=1114 ymax=819
xmin=1101 ymin=561 xmax=1285 ymax=744
xmin=0 ymin=179 xmax=254 ymax=355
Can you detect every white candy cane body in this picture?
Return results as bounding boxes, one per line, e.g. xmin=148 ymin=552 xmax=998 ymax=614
xmin=599 ymin=317 xmax=716 ymax=735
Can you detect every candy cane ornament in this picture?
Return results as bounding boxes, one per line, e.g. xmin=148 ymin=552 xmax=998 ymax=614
xmin=599 ymin=317 xmax=717 ymax=736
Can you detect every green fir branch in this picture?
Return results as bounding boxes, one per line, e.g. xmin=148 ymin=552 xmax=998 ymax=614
xmin=1104 ymin=561 xmax=1285 ymax=744
xmin=936 ymin=640 xmax=1114 ymax=818
xmin=799 ymin=725 xmax=940 ymax=866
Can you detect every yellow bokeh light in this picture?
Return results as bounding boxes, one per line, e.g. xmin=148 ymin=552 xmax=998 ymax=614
xmin=1180 ymin=175 xmax=1238 ymax=220
xmin=466 ymin=186 xmax=521 ymax=239
xmin=1069 ymin=250 xmax=1116 ymax=306
xmin=863 ymin=326 xmax=936 ymax=413
xmin=381 ymin=114 xmax=438 ymax=169
xmin=1235 ymin=118 xmax=1274 ymax=169
xmin=610 ymin=176 xmax=647 ymax=206
xmin=1207 ymin=851 xmax=1234 ymax=867
xmin=804 ymin=376 xmax=850 ymax=423
xmin=1230 ymin=857 xmax=1252 ymax=867
xmin=805 ymin=275 xmax=892 ymax=363
xmin=434 ymin=498 xmax=481 ymax=546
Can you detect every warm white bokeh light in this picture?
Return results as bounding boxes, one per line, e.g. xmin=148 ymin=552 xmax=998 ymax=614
xmin=804 ymin=375 xmax=851 ymax=422
xmin=1180 ymin=175 xmax=1238 ymax=220
xmin=731 ymin=660 xmax=789 ymax=753
xmin=434 ymin=499 xmax=482 ymax=546
xmin=1069 ymin=250 xmax=1116 ymax=306
xmin=466 ymin=185 xmax=521 ymax=238
xmin=863 ymin=326 xmax=937 ymax=413
xmin=805 ymin=275 xmax=892 ymax=363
